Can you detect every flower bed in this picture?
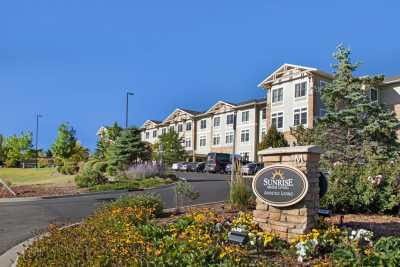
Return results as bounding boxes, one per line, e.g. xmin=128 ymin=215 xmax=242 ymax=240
xmin=17 ymin=196 xmax=400 ymax=266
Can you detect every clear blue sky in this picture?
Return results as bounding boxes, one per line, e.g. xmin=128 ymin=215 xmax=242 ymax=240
xmin=1 ymin=0 xmax=399 ymax=150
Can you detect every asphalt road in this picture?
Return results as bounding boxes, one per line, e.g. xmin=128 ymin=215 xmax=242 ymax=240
xmin=0 ymin=172 xmax=229 ymax=255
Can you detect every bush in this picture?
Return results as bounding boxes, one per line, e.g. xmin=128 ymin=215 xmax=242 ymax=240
xmin=126 ymin=163 xmax=165 ymax=180
xmin=57 ymin=160 xmax=79 ymax=175
xmin=103 ymin=193 xmax=163 ymax=217
xmin=321 ymin=162 xmax=400 ymax=213
xmin=75 ymin=160 xmax=108 ymax=188
xmin=229 ymin=168 xmax=254 ymax=210
xmin=88 ymin=177 xmax=173 ymax=192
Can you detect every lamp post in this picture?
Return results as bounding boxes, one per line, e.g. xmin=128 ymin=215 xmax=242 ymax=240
xmin=125 ymin=92 xmax=134 ymax=128
xmin=230 ymin=112 xmax=237 ymax=184
xmin=35 ymin=114 xmax=43 ymax=168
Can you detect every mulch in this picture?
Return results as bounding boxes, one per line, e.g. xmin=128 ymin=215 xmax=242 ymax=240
xmin=0 ymin=184 xmax=87 ymax=198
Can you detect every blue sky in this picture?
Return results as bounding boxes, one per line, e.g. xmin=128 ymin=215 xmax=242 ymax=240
xmin=1 ymin=0 xmax=399 ymax=150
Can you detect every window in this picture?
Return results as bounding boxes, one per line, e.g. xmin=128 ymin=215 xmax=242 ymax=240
xmin=185 ymin=138 xmax=191 ymax=148
xmin=145 ymin=132 xmax=149 ymax=139
xmin=295 ymin=82 xmax=307 ymax=98
xmin=213 ymin=134 xmax=220 ymax=146
xmin=186 ymin=122 xmax=192 ymax=131
xmin=225 ymin=131 xmax=234 ymax=144
xmin=178 ymin=124 xmax=183 ymax=132
xmin=271 ymin=112 xmax=283 ymax=129
xmin=294 ymin=108 xmax=307 ymax=126
xmin=370 ymin=88 xmax=378 ymax=102
xmin=162 ymin=128 xmax=166 ymax=135
xmin=261 ymin=128 xmax=266 ymax=138
xmin=241 ymin=111 xmax=249 ymax=123
xmin=200 ymin=119 xmax=207 ymax=129
xmin=241 ymin=129 xmax=250 ymax=143
xmin=261 ymin=108 xmax=267 ymax=120
xmin=272 ymin=88 xmax=283 ymax=103
xmin=169 ymin=126 xmax=174 ymax=132
xmin=226 ymin=114 xmax=234 ymax=125
xmin=213 ymin=117 xmax=220 ymax=127
xmin=152 ymin=130 xmax=157 ymax=138
xmin=199 ymin=136 xmax=206 ymax=147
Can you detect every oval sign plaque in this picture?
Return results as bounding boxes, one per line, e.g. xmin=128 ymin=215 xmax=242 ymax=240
xmin=252 ymin=164 xmax=309 ymax=207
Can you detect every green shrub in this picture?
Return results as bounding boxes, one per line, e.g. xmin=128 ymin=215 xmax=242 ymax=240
xmin=57 ymin=160 xmax=79 ymax=175
xmin=104 ymin=193 xmax=163 ymax=217
xmin=75 ymin=160 xmax=107 ymax=188
xmin=229 ymin=180 xmax=253 ymax=210
xmin=321 ymin=162 xmax=400 ymax=213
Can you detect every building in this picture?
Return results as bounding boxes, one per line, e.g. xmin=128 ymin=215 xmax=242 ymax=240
xmin=141 ymin=63 xmax=400 ymax=162
xmin=141 ymin=99 xmax=267 ymax=162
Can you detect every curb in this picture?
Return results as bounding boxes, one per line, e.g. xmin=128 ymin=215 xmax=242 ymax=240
xmin=0 ymin=200 xmax=225 ymax=267
xmin=0 ymin=183 xmax=177 ymax=204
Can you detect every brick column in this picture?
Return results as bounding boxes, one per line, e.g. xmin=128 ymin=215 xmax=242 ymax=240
xmin=253 ymin=146 xmax=322 ymax=241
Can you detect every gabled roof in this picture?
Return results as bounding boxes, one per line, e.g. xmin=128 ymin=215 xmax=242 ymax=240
xmin=142 ymin=119 xmax=161 ymax=129
xmin=383 ymin=75 xmax=400 ymax=84
xmin=205 ymin=100 xmax=236 ymax=114
xmin=163 ymin=108 xmax=200 ymax=123
xmin=258 ymin=63 xmax=332 ymax=89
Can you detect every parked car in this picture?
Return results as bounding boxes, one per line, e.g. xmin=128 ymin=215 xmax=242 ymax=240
xmin=225 ymin=163 xmax=232 ymax=174
xmin=171 ymin=162 xmax=184 ymax=171
xmin=241 ymin=162 xmax=264 ymax=175
xmin=178 ymin=162 xmax=189 ymax=171
xmin=195 ymin=162 xmax=206 ymax=172
xmin=186 ymin=162 xmax=205 ymax=172
xmin=205 ymin=153 xmax=231 ymax=173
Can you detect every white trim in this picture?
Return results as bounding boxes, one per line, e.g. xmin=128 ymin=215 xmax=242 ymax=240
xmin=257 ymin=63 xmax=317 ymax=88
xmin=271 ymin=87 xmax=284 ymax=106
xmin=271 ymin=111 xmax=284 ymax=130
xmin=205 ymin=100 xmax=236 ymax=114
xmin=293 ymin=106 xmax=308 ymax=128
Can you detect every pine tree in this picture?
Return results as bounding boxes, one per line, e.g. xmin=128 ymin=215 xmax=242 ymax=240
xmin=51 ymin=123 xmax=77 ymax=163
xmin=317 ymin=45 xmax=399 ymax=165
xmin=107 ymin=127 xmax=148 ymax=172
xmin=259 ymin=126 xmax=288 ymax=149
xmin=153 ymin=131 xmax=186 ymax=165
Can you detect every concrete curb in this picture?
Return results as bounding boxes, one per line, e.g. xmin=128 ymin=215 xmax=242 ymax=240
xmin=0 ymin=182 xmax=177 ymax=204
xmin=0 ymin=200 xmax=225 ymax=267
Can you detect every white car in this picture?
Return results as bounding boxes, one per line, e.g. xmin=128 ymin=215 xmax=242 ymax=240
xmin=171 ymin=162 xmax=183 ymax=171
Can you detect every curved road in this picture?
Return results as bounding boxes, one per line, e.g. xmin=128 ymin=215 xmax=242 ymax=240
xmin=0 ymin=172 xmax=229 ymax=255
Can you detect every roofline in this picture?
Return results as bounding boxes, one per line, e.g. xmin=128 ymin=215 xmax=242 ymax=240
xmin=204 ymin=100 xmax=236 ymax=114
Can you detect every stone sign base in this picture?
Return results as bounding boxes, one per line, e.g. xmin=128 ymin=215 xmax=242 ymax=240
xmin=253 ymin=146 xmax=322 ymax=241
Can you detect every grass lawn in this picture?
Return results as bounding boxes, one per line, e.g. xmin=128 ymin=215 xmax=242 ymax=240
xmin=0 ymin=168 xmax=75 ymax=186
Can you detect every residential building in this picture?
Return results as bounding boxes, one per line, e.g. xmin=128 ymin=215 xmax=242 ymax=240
xmin=142 ymin=63 xmax=400 ymax=163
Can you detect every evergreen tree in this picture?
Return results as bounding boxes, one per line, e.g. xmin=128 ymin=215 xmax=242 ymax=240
xmin=153 ymin=131 xmax=186 ymax=165
xmin=317 ymin=45 xmax=399 ymax=165
xmin=290 ymin=125 xmax=316 ymax=146
xmin=107 ymin=127 xmax=148 ymax=172
xmin=258 ymin=126 xmax=288 ymax=149
xmin=0 ymin=134 xmax=4 ymax=164
xmin=51 ymin=123 xmax=78 ymax=164
xmin=95 ymin=122 xmax=123 ymax=160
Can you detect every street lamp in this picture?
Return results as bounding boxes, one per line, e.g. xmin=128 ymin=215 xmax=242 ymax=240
xmin=35 ymin=114 xmax=43 ymax=168
xmin=230 ymin=112 xmax=237 ymax=184
xmin=125 ymin=92 xmax=134 ymax=128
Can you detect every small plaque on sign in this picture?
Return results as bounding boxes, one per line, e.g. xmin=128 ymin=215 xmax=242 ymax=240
xmin=252 ymin=164 xmax=309 ymax=207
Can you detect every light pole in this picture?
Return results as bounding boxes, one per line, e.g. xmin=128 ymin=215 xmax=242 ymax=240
xmin=35 ymin=114 xmax=43 ymax=168
xmin=230 ymin=112 xmax=237 ymax=184
xmin=125 ymin=92 xmax=134 ymax=128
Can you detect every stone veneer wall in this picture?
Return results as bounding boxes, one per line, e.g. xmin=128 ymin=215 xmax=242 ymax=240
xmin=253 ymin=146 xmax=322 ymax=241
